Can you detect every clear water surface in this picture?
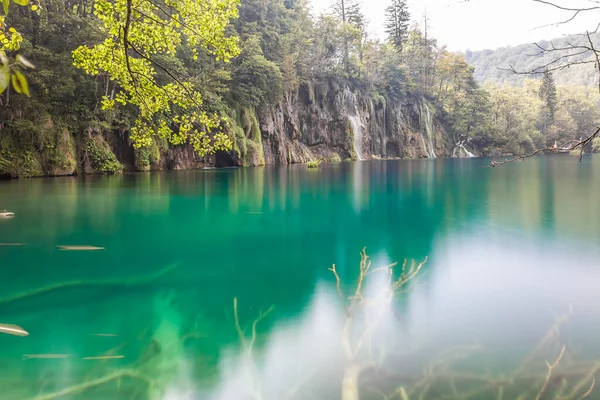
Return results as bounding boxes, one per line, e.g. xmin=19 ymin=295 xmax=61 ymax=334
xmin=1 ymin=156 xmax=599 ymax=399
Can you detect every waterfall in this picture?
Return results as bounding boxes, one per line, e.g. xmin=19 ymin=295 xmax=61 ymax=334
xmin=452 ymin=140 xmax=476 ymax=158
xmin=344 ymin=88 xmax=357 ymax=113
xmin=343 ymin=89 xmax=364 ymax=161
xmin=348 ymin=116 xmax=364 ymax=161
xmin=383 ymin=103 xmax=388 ymax=157
xmin=419 ymin=102 xmax=436 ymax=159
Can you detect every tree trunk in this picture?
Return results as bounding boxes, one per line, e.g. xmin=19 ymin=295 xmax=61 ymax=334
xmin=341 ymin=363 xmax=361 ymax=400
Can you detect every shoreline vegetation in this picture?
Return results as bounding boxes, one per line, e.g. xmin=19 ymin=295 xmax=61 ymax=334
xmin=1 ymin=1 xmax=599 ymax=178
xmin=0 ymin=248 xmax=595 ymax=399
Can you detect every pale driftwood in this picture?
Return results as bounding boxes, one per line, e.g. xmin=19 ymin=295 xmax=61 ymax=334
xmin=0 ymin=263 xmax=179 ymax=306
xmin=58 ymin=246 xmax=105 ymax=251
xmin=0 ymin=243 xmax=26 ymax=246
xmin=0 ymin=323 xmax=29 ymax=336
xmin=83 ymin=356 xmax=125 ymax=360
xmin=23 ymin=354 xmax=71 ymax=360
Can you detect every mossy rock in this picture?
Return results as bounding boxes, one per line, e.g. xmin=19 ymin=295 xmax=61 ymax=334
xmin=46 ymin=128 xmax=77 ymax=175
xmin=85 ymin=135 xmax=123 ymax=174
xmin=245 ymin=140 xmax=265 ymax=167
xmin=134 ymin=141 xmax=161 ymax=172
xmin=326 ymin=154 xmax=342 ymax=163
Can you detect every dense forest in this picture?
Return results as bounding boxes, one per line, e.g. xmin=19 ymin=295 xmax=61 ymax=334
xmin=0 ymin=0 xmax=599 ymax=177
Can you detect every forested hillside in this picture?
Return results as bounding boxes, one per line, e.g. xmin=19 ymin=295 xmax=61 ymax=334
xmin=465 ymin=32 xmax=600 ymax=87
xmin=1 ymin=0 xmax=599 ymax=178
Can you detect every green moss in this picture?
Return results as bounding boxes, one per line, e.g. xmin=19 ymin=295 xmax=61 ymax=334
xmin=306 ymin=160 xmax=321 ymax=168
xmin=135 ymin=140 xmax=161 ymax=171
xmin=245 ymin=140 xmax=262 ymax=166
xmin=0 ymin=150 xmax=42 ymax=178
xmin=327 ymin=153 xmax=342 ymax=163
xmin=344 ymin=120 xmax=358 ymax=161
xmin=86 ymin=136 xmax=123 ymax=174
xmin=156 ymin=136 xmax=169 ymax=151
xmin=46 ymin=129 xmax=77 ymax=174
xmin=0 ymin=119 xmax=57 ymax=177
xmin=232 ymin=107 xmax=265 ymax=167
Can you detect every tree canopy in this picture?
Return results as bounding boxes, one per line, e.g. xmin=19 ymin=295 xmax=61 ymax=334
xmin=72 ymin=0 xmax=240 ymax=155
xmin=384 ymin=0 xmax=410 ymax=53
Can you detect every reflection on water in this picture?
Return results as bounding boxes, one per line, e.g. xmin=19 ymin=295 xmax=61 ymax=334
xmin=1 ymin=157 xmax=600 ymax=399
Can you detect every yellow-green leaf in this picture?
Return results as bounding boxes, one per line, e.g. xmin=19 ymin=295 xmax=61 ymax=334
xmin=3 ymin=0 xmax=9 ymax=15
xmin=0 ymin=67 xmax=9 ymax=94
xmin=11 ymin=70 xmax=29 ymax=96
xmin=12 ymin=0 xmax=28 ymax=6
xmin=16 ymin=54 xmax=35 ymax=69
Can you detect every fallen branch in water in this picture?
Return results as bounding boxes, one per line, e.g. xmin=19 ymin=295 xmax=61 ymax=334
xmin=535 ymin=344 xmax=566 ymax=400
xmin=27 ymin=369 xmax=155 ymax=400
xmin=483 ymin=127 xmax=600 ymax=168
xmin=0 ymin=262 xmax=180 ymax=306
xmin=0 ymin=323 xmax=29 ymax=336
xmin=330 ymin=249 xmax=427 ymax=400
xmin=23 ymin=354 xmax=71 ymax=360
xmin=232 ymin=297 xmax=275 ymax=400
xmin=58 ymin=246 xmax=105 ymax=251
xmin=517 ymin=305 xmax=573 ymax=373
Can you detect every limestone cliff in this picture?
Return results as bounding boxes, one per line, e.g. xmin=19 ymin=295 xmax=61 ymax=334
xmin=0 ymin=82 xmax=449 ymax=178
xmin=225 ymin=81 xmax=447 ymax=168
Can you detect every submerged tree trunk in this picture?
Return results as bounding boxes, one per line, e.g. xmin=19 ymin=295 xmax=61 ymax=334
xmin=341 ymin=363 xmax=361 ymax=400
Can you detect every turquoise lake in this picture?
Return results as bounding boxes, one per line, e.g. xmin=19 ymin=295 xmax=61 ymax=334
xmin=1 ymin=157 xmax=600 ymax=399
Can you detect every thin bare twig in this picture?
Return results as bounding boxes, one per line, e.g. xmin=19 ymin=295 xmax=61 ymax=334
xmin=329 ymin=264 xmax=346 ymax=308
xmin=579 ymin=379 xmax=596 ymax=399
xmin=535 ymin=344 xmax=566 ymax=400
xmin=233 ymin=297 xmax=247 ymax=348
xmin=484 ymin=127 xmax=600 ymax=168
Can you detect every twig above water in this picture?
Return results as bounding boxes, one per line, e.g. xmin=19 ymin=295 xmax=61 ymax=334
xmin=483 ymin=127 xmax=600 ymax=168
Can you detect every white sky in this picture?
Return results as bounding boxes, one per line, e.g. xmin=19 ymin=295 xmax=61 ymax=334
xmin=309 ymin=0 xmax=600 ymax=51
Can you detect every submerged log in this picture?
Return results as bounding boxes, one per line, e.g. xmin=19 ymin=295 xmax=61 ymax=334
xmin=58 ymin=246 xmax=105 ymax=251
xmin=0 ymin=323 xmax=29 ymax=337
xmin=0 ymin=262 xmax=179 ymax=306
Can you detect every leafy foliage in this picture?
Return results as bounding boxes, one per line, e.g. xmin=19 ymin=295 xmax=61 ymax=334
xmin=0 ymin=0 xmax=38 ymax=96
xmin=72 ymin=0 xmax=240 ymax=156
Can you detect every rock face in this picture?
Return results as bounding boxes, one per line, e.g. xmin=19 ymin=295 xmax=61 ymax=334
xmin=128 ymin=81 xmax=447 ymax=171
xmin=0 ymin=81 xmax=448 ymax=178
xmin=239 ymin=81 xmax=447 ymax=167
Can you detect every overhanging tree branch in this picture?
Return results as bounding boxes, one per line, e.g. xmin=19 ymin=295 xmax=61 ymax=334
xmin=484 ymin=127 xmax=600 ymax=168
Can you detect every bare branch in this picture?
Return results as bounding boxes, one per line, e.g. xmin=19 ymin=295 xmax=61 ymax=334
xmin=233 ymin=297 xmax=247 ymax=349
xmin=484 ymin=127 xmax=600 ymax=168
xmin=532 ymin=0 xmax=600 ymax=13
xmin=535 ymin=344 xmax=566 ymax=400
xmin=579 ymin=379 xmax=596 ymax=399
xmin=585 ymin=30 xmax=600 ymax=92
xmin=329 ymin=264 xmax=347 ymax=309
